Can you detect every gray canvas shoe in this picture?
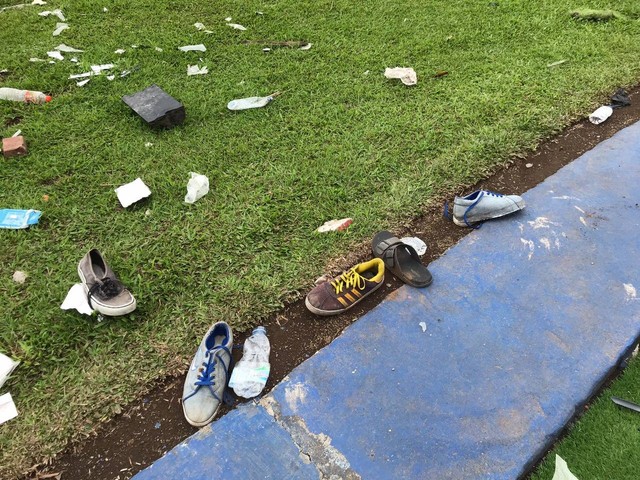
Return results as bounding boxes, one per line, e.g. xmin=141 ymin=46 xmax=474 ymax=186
xmin=182 ymin=322 xmax=233 ymax=427
xmin=452 ymin=190 xmax=525 ymax=227
xmin=77 ymin=249 xmax=137 ymax=316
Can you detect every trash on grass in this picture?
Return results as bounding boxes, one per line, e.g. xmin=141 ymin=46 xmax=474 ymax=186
xmin=0 ymin=87 xmax=51 ymax=103
xmin=39 ymin=8 xmax=64 ymax=20
xmin=115 ymin=48 xmax=126 ymax=54
xmin=570 ymin=8 xmax=625 ymax=21
xmin=0 ymin=393 xmax=18 ymax=426
xmin=12 ymin=270 xmax=27 ymax=284
xmin=69 ymin=71 xmax=92 ymax=79
xmin=194 ymin=22 xmax=206 ymax=30
xmin=47 ymin=50 xmax=64 ymax=61
xmin=155 ymin=47 xmax=163 ymax=52
xmin=178 ymin=44 xmax=206 ymax=52
xmin=229 ymin=326 xmax=270 ymax=398
xmin=11 ymin=130 xmax=21 ymax=138
xmin=106 ymin=75 xmax=115 ymax=81
xmin=144 ymin=142 xmax=153 ymax=148
xmin=115 ymin=177 xmax=151 ymax=208
xmin=611 ymin=88 xmax=631 ymax=108
xmin=91 ymin=63 xmax=114 ymax=74
xmin=433 ymin=70 xmax=449 ymax=78
xmin=226 ymin=23 xmax=247 ymax=30
xmin=547 ymin=59 xmax=568 ymax=68
xmin=185 ymin=172 xmax=209 ymax=203
xmin=611 ymin=396 xmax=640 ymax=413
xmin=552 ymin=455 xmax=579 ymax=480
xmin=122 ymin=84 xmax=185 ymax=128
xmin=588 ymin=105 xmax=613 ymax=125
xmin=52 ymin=22 xmax=68 ymax=36
xmin=400 ymin=236 xmax=427 ymax=256
xmin=227 ymin=92 xmax=280 ymax=110
xmin=55 ymin=43 xmax=83 ymax=53
xmin=32 ymin=0 xmax=46 ymax=4
xmin=0 ymin=353 xmax=19 ymax=388
xmin=0 ymin=209 xmax=41 ymax=229
xmin=299 ymin=43 xmax=312 ymax=50
xmin=384 ymin=67 xmax=417 ymax=86
xmin=76 ymin=79 xmax=90 ymax=87
xmin=526 ymin=163 xmax=533 ymax=168
xmin=2 ymin=135 xmax=28 ymax=157
xmin=316 ymin=218 xmax=353 ymax=233
xmin=60 ymin=283 xmax=93 ymax=315
xmin=187 ymin=64 xmax=208 ymax=76
xmin=419 ymin=321 xmax=427 ymax=333
xmin=29 ymin=57 xmax=45 ymax=62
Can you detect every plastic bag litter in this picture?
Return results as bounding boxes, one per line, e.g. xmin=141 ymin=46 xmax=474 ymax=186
xmin=227 ymin=23 xmax=247 ymax=30
xmin=400 ymin=236 xmax=427 ymax=256
xmin=185 ymin=172 xmax=209 ymax=203
xmin=179 ymin=44 xmax=206 ymax=52
xmin=187 ymin=64 xmax=208 ymax=76
xmin=115 ymin=178 xmax=151 ymax=207
xmin=61 ymin=283 xmax=93 ymax=315
xmin=52 ymin=22 xmax=68 ymax=36
xmin=0 ymin=393 xmax=18 ymax=426
xmin=227 ymin=92 xmax=279 ymax=110
xmin=589 ymin=105 xmax=612 ymax=125
xmin=55 ymin=43 xmax=83 ymax=52
xmin=384 ymin=67 xmax=417 ymax=86
xmin=552 ymin=455 xmax=579 ymax=480
xmin=316 ymin=218 xmax=353 ymax=233
xmin=39 ymin=8 xmax=65 ymax=20
xmin=0 ymin=209 xmax=41 ymax=229
xmin=611 ymin=88 xmax=631 ymax=108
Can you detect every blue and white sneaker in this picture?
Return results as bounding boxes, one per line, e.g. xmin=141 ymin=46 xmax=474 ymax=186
xmin=452 ymin=190 xmax=525 ymax=228
xmin=182 ymin=322 xmax=233 ymax=427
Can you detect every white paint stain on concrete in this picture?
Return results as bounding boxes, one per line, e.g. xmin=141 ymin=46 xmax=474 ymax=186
xmin=521 ymin=238 xmax=535 ymax=260
xmin=579 ymin=217 xmax=588 ymax=227
xmin=285 ymin=382 xmax=308 ymax=412
xmin=539 ymin=238 xmax=551 ymax=250
xmin=553 ymin=195 xmax=581 ymax=201
xmin=624 ymin=283 xmax=637 ymax=300
xmin=574 ymin=205 xmax=586 ymax=213
xmin=518 ymin=222 xmax=524 ymax=234
xmin=555 ymin=238 xmax=561 ymax=249
xmin=528 ymin=217 xmax=559 ymax=229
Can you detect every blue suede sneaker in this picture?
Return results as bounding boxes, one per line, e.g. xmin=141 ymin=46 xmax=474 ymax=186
xmin=182 ymin=322 xmax=233 ymax=427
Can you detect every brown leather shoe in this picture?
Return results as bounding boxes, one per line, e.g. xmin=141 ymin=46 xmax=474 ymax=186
xmin=305 ymin=258 xmax=384 ymax=316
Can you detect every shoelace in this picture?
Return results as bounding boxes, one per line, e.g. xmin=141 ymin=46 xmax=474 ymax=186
xmin=184 ymin=344 xmax=231 ymax=402
xmin=331 ymin=268 xmax=366 ymax=294
xmin=87 ymin=277 xmax=123 ymax=308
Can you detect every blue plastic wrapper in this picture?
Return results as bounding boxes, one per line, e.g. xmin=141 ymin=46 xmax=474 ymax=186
xmin=0 ymin=209 xmax=42 ymax=229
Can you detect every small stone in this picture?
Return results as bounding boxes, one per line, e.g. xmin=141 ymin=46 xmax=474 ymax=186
xmin=2 ymin=136 xmax=28 ymax=158
xmin=13 ymin=271 xmax=27 ymax=284
xmin=525 ymin=163 xmax=533 ymax=168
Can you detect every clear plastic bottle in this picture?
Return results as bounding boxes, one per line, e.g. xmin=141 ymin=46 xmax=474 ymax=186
xmin=229 ymin=326 xmax=271 ymax=398
xmin=0 ymin=88 xmax=51 ymax=104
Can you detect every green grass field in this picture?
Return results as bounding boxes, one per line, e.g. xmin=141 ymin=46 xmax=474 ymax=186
xmin=2 ymin=0 xmax=640 ymax=476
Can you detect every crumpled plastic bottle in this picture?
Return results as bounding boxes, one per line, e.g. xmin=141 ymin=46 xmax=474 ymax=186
xmin=184 ymin=172 xmax=209 ymax=203
xmin=0 ymin=88 xmax=51 ymax=104
xmin=589 ymin=105 xmax=613 ymax=125
xmin=229 ymin=326 xmax=271 ymax=399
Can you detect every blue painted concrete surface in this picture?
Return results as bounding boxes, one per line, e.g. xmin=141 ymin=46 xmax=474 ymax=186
xmin=136 ymin=122 xmax=640 ymax=479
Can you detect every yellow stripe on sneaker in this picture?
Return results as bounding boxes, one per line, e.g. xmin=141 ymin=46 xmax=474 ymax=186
xmin=337 ymin=297 xmax=349 ymax=307
xmin=344 ymin=293 xmax=355 ymax=303
xmin=351 ymin=289 xmax=362 ymax=298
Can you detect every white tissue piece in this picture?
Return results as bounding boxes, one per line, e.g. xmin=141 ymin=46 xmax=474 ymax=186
xmin=187 ymin=64 xmax=208 ymax=76
xmin=0 ymin=354 xmax=19 ymax=388
xmin=39 ymin=8 xmax=65 ymax=20
xmin=114 ymin=48 xmax=126 ymax=54
xmin=384 ymin=67 xmax=417 ymax=86
xmin=0 ymin=393 xmax=18 ymax=425
xmin=55 ymin=43 xmax=83 ymax=53
xmin=61 ymin=283 xmax=93 ymax=315
xmin=91 ymin=63 xmax=114 ymax=74
xmin=69 ymin=71 xmax=92 ymax=79
xmin=47 ymin=50 xmax=64 ymax=61
xmin=52 ymin=22 xmax=69 ymax=36
xmin=179 ymin=44 xmax=206 ymax=52
xmin=226 ymin=23 xmax=247 ymax=30
xmin=115 ymin=177 xmax=151 ymax=208
xmin=400 ymin=236 xmax=427 ymax=256
xmin=194 ymin=22 xmax=206 ymax=30
xmin=76 ymin=79 xmax=90 ymax=87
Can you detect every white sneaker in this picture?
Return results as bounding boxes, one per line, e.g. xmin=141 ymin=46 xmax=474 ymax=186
xmin=452 ymin=190 xmax=525 ymax=227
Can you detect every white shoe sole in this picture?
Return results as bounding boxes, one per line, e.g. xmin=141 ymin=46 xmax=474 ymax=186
xmin=305 ymin=278 xmax=384 ymax=316
xmin=77 ymin=266 xmax=137 ymax=316
xmin=182 ymin=401 xmax=221 ymax=428
xmin=453 ymin=200 xmax=525 ymax=227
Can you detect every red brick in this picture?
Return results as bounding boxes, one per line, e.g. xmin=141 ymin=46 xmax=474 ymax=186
xmin=2 ymin=136 xmax=28 ymax=158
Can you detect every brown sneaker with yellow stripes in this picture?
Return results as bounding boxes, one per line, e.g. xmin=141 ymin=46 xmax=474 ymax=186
xmin=305 ymin=258 xmax=385 ymax=316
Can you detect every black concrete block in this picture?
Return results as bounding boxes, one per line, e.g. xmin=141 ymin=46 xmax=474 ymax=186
xmin=122 ymin=84 xmax=185 ymax=129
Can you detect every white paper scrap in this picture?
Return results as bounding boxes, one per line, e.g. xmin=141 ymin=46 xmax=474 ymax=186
xmin=155 ymin=47 xmax=163 ymax=52
xmin=224 ymin=16 xmax=232 ymax=21
xmin=70 ymin=57 xmax=78 ymax=63
xmin=55 ymin=43 xmax=83 ymax=53
xmin=103 ymin=7 xmax=108 ymax=12
xmin=39 ymin=8 xmax=65 ymax=20
xmin=0 ymin=354 xmax=19 ymax=389
xmin=178 ymin=44 xmax=206 ymax=52
xmin=29 ymin=57 xmax=45 ymax=62
xmin=384 ymin=67 xmax=417 ymax=86
xmin=47 ymin=50 xmax=64 ymax=61
xmin=419 ymin=321 xmax=427 ymax=333
xmin=52 ymin=22 xmax=69 ymax=36
xmin=115 ymin=178 xmax=151 ymax=208
xmin=11 ymin=130 xmax=22 ymax=138
xmin=91 ymin=63 xmax=114 ymax=74
xmin=300 ymin=43 xmax=312 ymax=50
xmin=114 ymin=48 xmax=126 ymax=54
xmin=552 ymin=455 xmax=579 ymax=480
xmin=106 ymin=74 xmax=115 ymax=81
xmin=69 ymin=71 xmax=92 ymax=79
xmin=32 ymin=0 xmax=47 ymax=5
xmin=226 ymin=23 xmax=247 ymax=30
xmin=400 ymin=236 xmax=427 ymax=256
xmin=0 ymin=393 xmax=18 ymax=425
xmin=194 ymin=22 xmax=205 ymax=30
xmin=61 ymin=283 xmax=93 ymax=314
xmin=76 ymin=79 xmax=90 ymax=87
xmin=187 ymin=64 xmax=208 ymax=76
